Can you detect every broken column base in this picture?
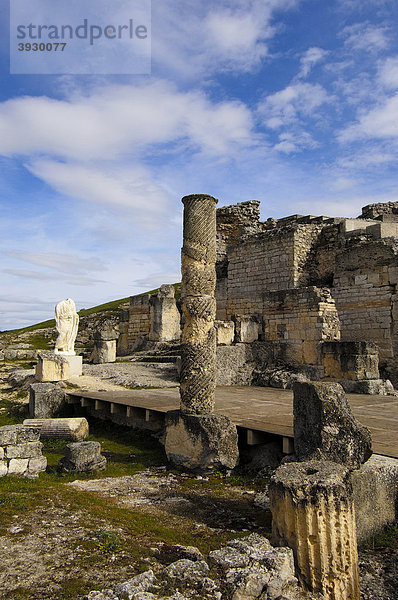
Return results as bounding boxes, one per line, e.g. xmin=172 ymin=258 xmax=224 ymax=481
xmin=165 ymin=410 xmax=239 ymax=473
xmin=35 ymin=351 xmax=82 ymax=382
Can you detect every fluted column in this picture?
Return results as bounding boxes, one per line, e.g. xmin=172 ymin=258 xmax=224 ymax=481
xmin=269 ymin=461 xmax=360 ymax=600
xmin=180 ymin=194 xmax=218 ymax=414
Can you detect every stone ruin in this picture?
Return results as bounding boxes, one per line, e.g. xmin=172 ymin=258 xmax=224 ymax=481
xmin=164 ymin=194 xmax=239 ymax=473
xmin=0 ymin=424 xmax=47 ymax=478
xmin=118 ymin=199 xmax=398 ymax=393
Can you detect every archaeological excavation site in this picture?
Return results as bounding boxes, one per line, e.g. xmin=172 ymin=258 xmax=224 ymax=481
xmin=0 ymin=195 xmax=397 ymax=600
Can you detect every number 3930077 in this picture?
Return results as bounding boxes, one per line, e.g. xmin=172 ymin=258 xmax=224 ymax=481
xmin=18 ymin=42 xmax=67 ymax=51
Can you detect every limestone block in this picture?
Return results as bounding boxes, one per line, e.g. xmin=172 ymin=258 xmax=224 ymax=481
xmin=23 ymin=417 xmax=89 ymax=441
xmin=165 ymin=410 xmax=239 ymax=473
xmin=5 ymin=441 xmax=43 ymax=459
xmin=27 ymin=456 xmax=47 ymax=476
xmin=149 ymin=284 xmax=181 ymax=342
xmin=93 ymin=320 xmax=119 ymax=341
xmin=235 ymin=319 xmax=259 ymax=343
xmin=0 ymin=424 xmax=39 ymax=446
xmin=0 ymin=447 xmax=3 ymax=460
xmin=0 ymin=460 xmax=7 ymax=477
xmin=293 ymin=381 xmax=372 ymax=469
xmin=91 ymin=340 xmax=116 ymax=364
xmin=351 ymin=454 xmax=398 ymax=543
xmin=36 ymin=351 xmax=70 ymax=381
xmin=8 ymin=458 xmax=29 ymax=475
xmin=29 ymin=382 xmax=66 ymax=418
xmin=58 ymin=441 xmax=106 ymax=472
xmin=321 ymin=341 xmax=379 ymax=380
xmin=215 ymin=321 xmax=235 ymax=345
xmin=270 ymin=460 xmax=360 ymax=600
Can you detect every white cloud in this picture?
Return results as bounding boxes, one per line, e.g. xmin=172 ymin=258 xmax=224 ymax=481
xmin=0 ymin=82 xmax=255 ymax=162
xmin=26 ymin=160 xmax=170 ymax=220
xmin=297 ymin=47 xmax=328 ymax=79
xmin=258 ymin=82 xmax=331 ymax=129
xmin=5 ymin=251 xmax=105 ymax=275
xmin=151 ymin=0 xmax=300 ymax=78
xmin=273 ymin=131 xmax=318 ymax=154
xmin=3 ymin=269 xmax=104 ymax=286
xmin=379 ymin=56 xmax=398 ymax=89
xmin=340 ymin=93 xmax=398 ymax=141
xmin=342 ymin=23 xmax=389 ymax=53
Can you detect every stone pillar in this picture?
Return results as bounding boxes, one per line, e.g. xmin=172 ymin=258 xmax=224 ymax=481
xmin=269 ymin=460 xmax=360 ymax=600
xmin=165 ymin=194 xmax=238 ymax=472
xmin=180 ymin=194 xmax=218 ymax=414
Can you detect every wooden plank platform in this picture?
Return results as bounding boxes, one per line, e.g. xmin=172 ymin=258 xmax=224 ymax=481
xmin=67 ymin=386 xmax=398 ymax=458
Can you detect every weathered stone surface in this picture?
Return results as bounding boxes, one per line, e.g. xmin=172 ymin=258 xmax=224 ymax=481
xmin=0 ymin=424 xmax=39 ymax=446
xmin=293 ymin=381 xmax=372 ymax=469
xmin=215 ymin=320 xmax=235 ymax=345
xmin=180 ymin=299 xmax=217 ymax=414
xmin=35 ymin=351 xmax=82 ymax=382
xmin=165 ymin=411 xmax=238 ymax=473
xmin=235 ymin=318 xmax=260 ymax=343
xmin=91 ymin=340 xmax=117 ymax=364
xmin=351 ymin=454 xmax=398 ymax=543
xmin=8 ymin=458 xmax=29 ymax=475
xmin=149 ymin=284 xmax=181 ymax=343
xmin=0 ymin=447 xmax=3 ymax=460
xmin=163 ymin=559 xmax=209 ymax=581
xmin=270 ymin=460 xmax=360 ymax=600
xmin=180 ymin=194 xmax=218 ymax=414
xmin=93 ymin=320 xmax=119 ymax=342
xmin=322 ymin=341 xmax=379 ymax=381
xmin=23 ymin=417 xmax=89 ymax=441
xmin=114 ymin=570 xmax=157 ymax=600
xmin=29 ymin=382 xmax=66 ymax=418
xmin=58 ymin=441 xmax=106 ymax=472
xmin=5 ymin=441 xmax=43 ymax=459
xmin=27 ymin=456 xmax=47 ymax=476
xmin=0 ymin=461 xmax=8 ymax=477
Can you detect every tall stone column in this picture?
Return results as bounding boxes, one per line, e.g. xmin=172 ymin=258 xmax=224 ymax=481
xmin=180 ymin=194 xmax=217 ymax=414
xmin=165 ymin=194 xmax=238 ymax=473
xmin=269 ymin=461 xmax=360 ymax=600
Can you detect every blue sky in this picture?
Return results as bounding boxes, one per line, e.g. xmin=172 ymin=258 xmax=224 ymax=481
xmin=1 ymin=0 xmax=398 ymax=329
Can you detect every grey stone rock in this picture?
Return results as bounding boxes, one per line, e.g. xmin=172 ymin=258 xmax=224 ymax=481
xmin=226 ymin=566 xmax=270 ymax=600
xmin=83 ymin=591 xmax=119 ymax=600
xmin=0 ymin=461 xmax=8 ymax=477
xmin=227 ymin=533 xmax=273 ymax=561
xmin=163 ymin=559 xmax=209 ymax=582
xmin=209 ymin=546 xmax=250 ymax=569
xmin=27 ymin=456 xmax=47 ymax=476
xmin=8 ymin=368 xmax=36 ymax=390
xmin=114 ymin=570 xmax=157 ymax=600
xmin=29 ymin=382 xmax=66 ymax=418
xmin=293 ymin=381 xmax=372 ymax=469
xmin=5 ymin=441 xmax=43 ymax=459
xmin=0 ymin=424 xmax=40 ymax=446
xmin=8 ymin=458 xmax=29 ymax=474
xmin=351 ymin=454 xmax=398 ymax=543
xmin=58 ymin=441 xmax=107 ymax=472
xmin=165 ymin=410 xmax=239 ymax=473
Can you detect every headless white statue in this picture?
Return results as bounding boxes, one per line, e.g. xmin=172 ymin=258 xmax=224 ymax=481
xmin=54 ymin=298 xmax=79 ymax=356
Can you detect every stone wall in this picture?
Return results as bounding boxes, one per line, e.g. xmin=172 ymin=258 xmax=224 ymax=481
xmin=127 ymin=294 xmax=151 ymax=348
xmin=0 ymin=424 xmax=47 ymax=477
xmin=263 ymin=287 xmax=340 ymax=366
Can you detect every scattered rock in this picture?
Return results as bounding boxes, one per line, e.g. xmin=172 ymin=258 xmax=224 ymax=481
xmin=58 ymin=441 xmax=106 ymax=473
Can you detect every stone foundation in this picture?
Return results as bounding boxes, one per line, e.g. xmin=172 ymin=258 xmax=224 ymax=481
xmin=36 ymin=351 xmax=82 ymax=381
xmin=165 ymin=411 xmax=239 ymax=473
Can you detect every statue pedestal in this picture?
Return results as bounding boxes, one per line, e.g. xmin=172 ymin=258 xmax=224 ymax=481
xmin=36 ymin=352 xmax=82 ymax=382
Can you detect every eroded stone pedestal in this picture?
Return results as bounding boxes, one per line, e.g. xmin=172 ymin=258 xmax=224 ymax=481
xmin=36 ymin=351 xmax=82 ymax=382
xmin=165 ymin=410 xmax=238 ymax=473
xmin=269 ymin=460 xmax=360 ymax=600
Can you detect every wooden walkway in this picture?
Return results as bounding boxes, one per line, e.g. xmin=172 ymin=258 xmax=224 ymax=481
xmin=67 ymin=386 xmax=398 ymax=459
